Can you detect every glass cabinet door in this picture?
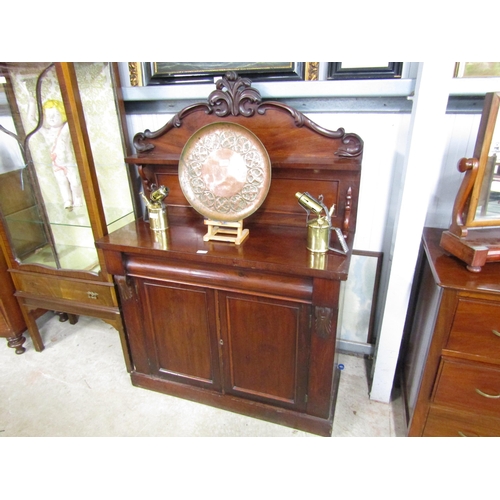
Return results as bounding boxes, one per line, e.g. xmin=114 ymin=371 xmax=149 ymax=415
xmin=73 ymin=62 xmax=135 ymax=236
xmin=0 ymin=62 xmax=134 ymax=273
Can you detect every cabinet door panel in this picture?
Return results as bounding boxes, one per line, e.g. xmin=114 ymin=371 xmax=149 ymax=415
xmin=140 ymin=280 xmax=221 ymax=390
xmin=220 ymin=292 xmax=310 ymax=411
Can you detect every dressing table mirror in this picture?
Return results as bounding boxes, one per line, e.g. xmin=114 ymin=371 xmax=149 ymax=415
xmin=440 ymin=91 xmax=500 ymax=272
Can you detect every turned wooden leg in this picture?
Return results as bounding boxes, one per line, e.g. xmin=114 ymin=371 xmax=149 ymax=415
xmin=67 ymin=313 xmax=78 ymax=325
xmin=56 ymin=312 xmax=68 ymax=322
xmin=55 ymin=312 xmax=79 ymax=325
xmin=6 ymin=334 xmax=26 ymax=354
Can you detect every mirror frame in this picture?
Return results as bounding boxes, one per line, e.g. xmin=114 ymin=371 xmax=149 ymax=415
xmin=466 ymin=91 xmax=500 ymax=227
xmin=440 ymin=91 xmax=500 ymax=272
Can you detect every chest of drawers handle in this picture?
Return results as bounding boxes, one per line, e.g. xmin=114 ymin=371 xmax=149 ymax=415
xmin=475 ymin=388 xmax=500 ymax=399
xmin=493 ymin=329 xmax=500 ymax=337
xmin=458 ymin=431 xmax=481 ymax=437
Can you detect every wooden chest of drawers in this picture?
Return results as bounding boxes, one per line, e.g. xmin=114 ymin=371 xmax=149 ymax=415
xmin=402 ymin=227 xmax=500 ymax=437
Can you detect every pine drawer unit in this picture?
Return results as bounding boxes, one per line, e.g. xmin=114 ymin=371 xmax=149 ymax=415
xmin=403 ymin=227 xmax=500 ymax=437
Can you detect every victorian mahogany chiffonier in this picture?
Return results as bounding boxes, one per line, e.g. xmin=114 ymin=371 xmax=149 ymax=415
xmin=96 ymin=73 xmax=363 ymax=436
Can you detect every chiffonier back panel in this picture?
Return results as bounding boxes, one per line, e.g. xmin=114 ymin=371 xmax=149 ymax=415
xmin=126 ymin=74 xmax=363 ymax=239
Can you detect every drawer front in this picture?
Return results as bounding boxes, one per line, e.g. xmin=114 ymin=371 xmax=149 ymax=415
xmin=423 ymin=407 xmax=500 ymax=437
xmin=433 ymin=359 xmax=500 ymax=416
xmin=447 ymin=298 xmax=500 ymax=360
xmin=15 ymin=273 xmax=116 ymax=308
xmin=126 ymin=256 xmax=313 ymax=302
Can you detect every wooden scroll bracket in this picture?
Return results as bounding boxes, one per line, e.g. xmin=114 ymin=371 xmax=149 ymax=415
xmin=203 ymin=219 xmax=249 ymax=245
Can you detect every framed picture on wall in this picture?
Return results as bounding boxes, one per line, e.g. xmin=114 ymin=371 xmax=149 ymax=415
xmin=130 ymin=62 xmax=309 ymax=85
xmin=327 ymin=62 xmax=403 ymax=80
xmin=454 ymin=62 xmax=500 ymax=78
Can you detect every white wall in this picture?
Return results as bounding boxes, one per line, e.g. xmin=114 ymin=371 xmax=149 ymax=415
xmin=304 ymin=112 xmax=411 ymax=252
xmin=425 ymin=113 xmax=481 ymax=228
xmin=370 ymin=62 xmax=456 ymax=402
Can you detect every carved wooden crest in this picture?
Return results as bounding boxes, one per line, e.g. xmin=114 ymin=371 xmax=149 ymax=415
xmin=133 ymin=72 xmax=363 ymax=158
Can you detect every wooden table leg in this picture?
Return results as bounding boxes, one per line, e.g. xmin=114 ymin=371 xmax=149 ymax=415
xmin=6 ymin=333 xmax=26 ymax=354
xmin=20 ymin=305 xmax=45 ymax=352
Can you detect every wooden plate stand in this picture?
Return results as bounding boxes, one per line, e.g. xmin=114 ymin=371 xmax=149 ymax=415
xmin=203 ymin=219 xmax=249 ymax=245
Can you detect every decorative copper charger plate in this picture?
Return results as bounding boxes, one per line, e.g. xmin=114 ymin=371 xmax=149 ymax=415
xmin=179 ymin=122 xmax=271 ymax=222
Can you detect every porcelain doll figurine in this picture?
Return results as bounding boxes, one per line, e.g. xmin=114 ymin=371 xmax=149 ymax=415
xmin=41 ymin=100 xmax=84 ymax=210
xmin=22 ymin=79 xmax=84 ymax=211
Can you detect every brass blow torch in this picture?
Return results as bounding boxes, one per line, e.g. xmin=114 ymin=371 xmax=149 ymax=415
xmin=295 ymin=191 xmax=348 ymax=255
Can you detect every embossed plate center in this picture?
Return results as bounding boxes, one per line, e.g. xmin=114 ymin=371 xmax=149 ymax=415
xmin=179 ymin=122 xmax=271 ymax=222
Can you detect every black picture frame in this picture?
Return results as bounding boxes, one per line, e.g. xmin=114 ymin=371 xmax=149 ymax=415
xmin=140 ymin=62 xmax=306 ymax=85
xmin=327 ymin=62 xmax=403 ymax=80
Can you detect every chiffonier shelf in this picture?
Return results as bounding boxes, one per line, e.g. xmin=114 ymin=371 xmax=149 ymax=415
xmin=96 ymin=73 xmax=363 ymax=436
xmin=403 ymin=227 xmax=500 ymax=437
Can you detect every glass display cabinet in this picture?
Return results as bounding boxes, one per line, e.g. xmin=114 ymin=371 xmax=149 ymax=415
xmin=440 ymin=91 xmax=500 ymax=272
xmin=0 ymin=62 xmax=135 ymax=365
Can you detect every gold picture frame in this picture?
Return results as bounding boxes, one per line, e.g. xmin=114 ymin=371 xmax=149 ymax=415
xmin=454 ymin=62 xmax=500 ymax=78
xmin=128 ymin=62 xmax=319 ymax=86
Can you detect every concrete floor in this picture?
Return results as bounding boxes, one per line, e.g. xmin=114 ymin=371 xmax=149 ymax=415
xmin=0 ymin=313 xmax=406 ymax=437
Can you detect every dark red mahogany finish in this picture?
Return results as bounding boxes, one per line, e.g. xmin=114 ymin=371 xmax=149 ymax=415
xmin=97 ymin=73 xmax=363 ymax=436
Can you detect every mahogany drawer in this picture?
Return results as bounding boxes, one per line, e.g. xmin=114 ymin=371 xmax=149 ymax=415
xmin=447 ymin=298 xmax=500 ymax=360
xmin=433 ymin=359 xmax=500 ymax=415
xmin=14 ymin=273 xmax=116 ymax=308
xmin=423 ymin=406 xmax=500 ymax=437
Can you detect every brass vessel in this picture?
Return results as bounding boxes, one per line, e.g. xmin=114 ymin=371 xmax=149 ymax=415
xmin=307 ymin=216 xmax=331 ymax=253
xmin=141 ymin=186 xmax=169 ymax=232
xmin=296 ymin=191 xmax=348 ymax=255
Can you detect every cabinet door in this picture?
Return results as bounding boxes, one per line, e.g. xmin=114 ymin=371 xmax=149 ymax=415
xmin=136 ymin=279 xmax=222 ymax=391
xmin=219 ymin=292 xmax=311 ymax=411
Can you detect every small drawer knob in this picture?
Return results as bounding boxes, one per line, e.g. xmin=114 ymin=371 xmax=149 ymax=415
xmin=87 ymin=291 xmax=99 ymax=300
